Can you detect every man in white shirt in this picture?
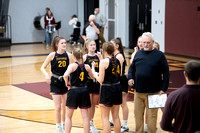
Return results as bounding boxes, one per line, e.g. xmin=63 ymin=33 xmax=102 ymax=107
xmin=82 ymin=15 xmax=100 ymax=52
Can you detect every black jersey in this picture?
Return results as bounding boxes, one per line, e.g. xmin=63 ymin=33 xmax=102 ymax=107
xmin=122 ymin=57 xmax=126 ymax=75
xmin=103 ymin=58 xmax=121 ymax=84
xmin=70 ymin=62 xmax=88 ymax=87
xmin=51 ymin=51 xmax=69 ymax=76
xmin=115 ymin=53 xmax=126 ymax=75
xmin=84 ymin=54 xmax=99 ymax=72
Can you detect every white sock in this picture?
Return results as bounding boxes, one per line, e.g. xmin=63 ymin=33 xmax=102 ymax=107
xmin=61 ymin=121 xmax=65 ymax=128
xmin=90 ymin=120 xmax=93 ymax=125
xmin=110 ymin=118 xmax=113 ymax=123
xmin=56 ymin=123 xmax=61 ymax=129
xmin=122 ymin=120 xmax=128 ymax=127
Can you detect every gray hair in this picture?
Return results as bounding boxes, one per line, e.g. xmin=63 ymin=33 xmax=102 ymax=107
xmin=142 ymin=32 xmax=154 ymax=41
xmin=89 ymin=15 xmax=95 ymax=20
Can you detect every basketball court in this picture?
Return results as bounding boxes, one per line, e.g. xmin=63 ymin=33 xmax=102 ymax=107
xmin=0 ymin=43 xmax=198 ymax=133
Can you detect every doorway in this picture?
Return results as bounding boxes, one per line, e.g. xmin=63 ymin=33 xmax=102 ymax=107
xmin=84 ymin=0 xmax=99 ymax=25
xmin=129 ymin=0 xmax=151 ymax=48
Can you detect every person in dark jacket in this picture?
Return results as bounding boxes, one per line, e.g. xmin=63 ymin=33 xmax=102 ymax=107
xmin=128 ymin=32 xmax=170 ymax=133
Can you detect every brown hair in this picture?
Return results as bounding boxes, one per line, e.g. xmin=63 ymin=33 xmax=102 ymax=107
xmin=83 ymin=38 xmax=95 ymax=54
xmin=102 ymin=42 xmax=116 ymax=73
xmin=51 ymin=36 xmax=66 ymax=52
xmin=111 ymin=37 xmax=127 ymax=66
xmin=72 ymin=48 xmax=83 ymax=64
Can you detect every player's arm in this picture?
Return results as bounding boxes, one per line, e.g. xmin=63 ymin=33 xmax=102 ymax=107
xmin=85 ymin=64 xmax=95 ymax=79
xmin=40 ymin=52 xmax=55 ymax=84
xmin=92 ymin=59 xmax=107 ymax=84
xmin=63 ymin=64 xmax=74 ymax=87
xmin=116 ymin=53 xmax=124 ymax=76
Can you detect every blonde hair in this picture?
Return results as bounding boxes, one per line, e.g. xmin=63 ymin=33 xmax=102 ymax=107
xmin=83 ymin=38 xmax=95 ymax=54
xmin=154 ymin=40 xmax=160 ymax=50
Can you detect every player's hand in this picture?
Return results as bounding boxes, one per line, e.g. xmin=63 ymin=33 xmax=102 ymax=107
xmin=66 ymin=82 xmax=71 ymax=89
xmin=97 ymin=52 xmax=102 ymax=60
xmin=134 ymin=46 xmax=139 ymax=52
xmin=45 ymin=75 xmax=51 ymax=84
xmin=92 ymin=61 xmax=97 ymax=68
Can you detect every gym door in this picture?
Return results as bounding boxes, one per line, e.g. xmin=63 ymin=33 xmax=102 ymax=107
xmin=129 ymin=0 xmax=151 ymax=48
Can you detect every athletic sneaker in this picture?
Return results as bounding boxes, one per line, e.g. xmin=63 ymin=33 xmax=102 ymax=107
xmin=144 ymin=124 xmax=148 ymax=133
xmin=110 ymin=121 xmax=114 ymax=127
xmin=90 ymin=120 xmax=100 ymax=133
xmin=56 ymin=128 xmax=62 ymax=133
xmin=121 ymin=126 xmax=129 ymax=132
xmin=61 ymin=128 xmax=65 ymax=133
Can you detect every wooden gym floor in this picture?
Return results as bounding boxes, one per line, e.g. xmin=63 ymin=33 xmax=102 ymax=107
xmin=0 ymin=43 xmax=199 ymax=133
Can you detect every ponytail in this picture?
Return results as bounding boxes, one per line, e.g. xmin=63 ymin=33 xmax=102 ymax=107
xmin=111 ymin=53 xmax=117 ymax=76
xmin=102 ymin=42 xmax=118 ymax=76
xmin=111 ymin=37 xmax=127 ymax=66
xmin=116 ymin=37 xmax=127 ymax=66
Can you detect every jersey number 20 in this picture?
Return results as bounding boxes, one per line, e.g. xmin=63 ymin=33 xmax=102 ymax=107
xmin=58 ymin=61 xmax=66 ymax=67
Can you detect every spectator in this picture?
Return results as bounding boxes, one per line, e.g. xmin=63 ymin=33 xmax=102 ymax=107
xmin=68 ymin=15 xmax=81 ymax=45
xmin=82 ymin=15 xmax=100 ymax=52
xmin=45 ymin=6 xmax=51 ymax=16
xmin=44 ymin=10 xmax=56 ymax=47
xmin=128 ymin=32 xmax=170 ymax=133
xmin=160 ymin=60 xmax=200 ymax=133
xmin=94 ymin=8 xmax=107 ymax=44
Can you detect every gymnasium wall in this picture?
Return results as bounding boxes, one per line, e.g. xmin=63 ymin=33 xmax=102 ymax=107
xmin=151 ymin=0 xmax=166 ymax=52
xmin=8 ymin=0 xmax=84 ymax=43
xmin=165 ymin=0 xmax=200 ymax=58
xmin=99 ymin=0 xmax=129 ymax=48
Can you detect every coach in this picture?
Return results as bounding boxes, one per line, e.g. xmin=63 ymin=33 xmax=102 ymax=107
xmin=128 ymin=32 xmax=170 ymax=133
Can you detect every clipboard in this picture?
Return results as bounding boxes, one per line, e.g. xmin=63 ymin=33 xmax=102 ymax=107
xmin=147 ymin=94 xmax=167 ymax=109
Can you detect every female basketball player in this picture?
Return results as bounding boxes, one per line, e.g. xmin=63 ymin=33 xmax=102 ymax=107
xmin=41 ymin=36 xmax=73 ymax=133
xmin=92 ymin=42 xmax=122 ymax=133
xmin=111 ymin=38 xmax=129 ymax=132
xmin=83 ymin=39 xmax=101 ymax=133
xmin=63 ymin=48 xmax=94 ymax=133
xmin=130 ymin=36 xmax=143 ymax=63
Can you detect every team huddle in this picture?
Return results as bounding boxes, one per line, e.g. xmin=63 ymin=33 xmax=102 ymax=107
xmin=41 ymin=35 xmax=128 ymax=133
xmin=41 ymin=32 xmax=200 ymax=133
